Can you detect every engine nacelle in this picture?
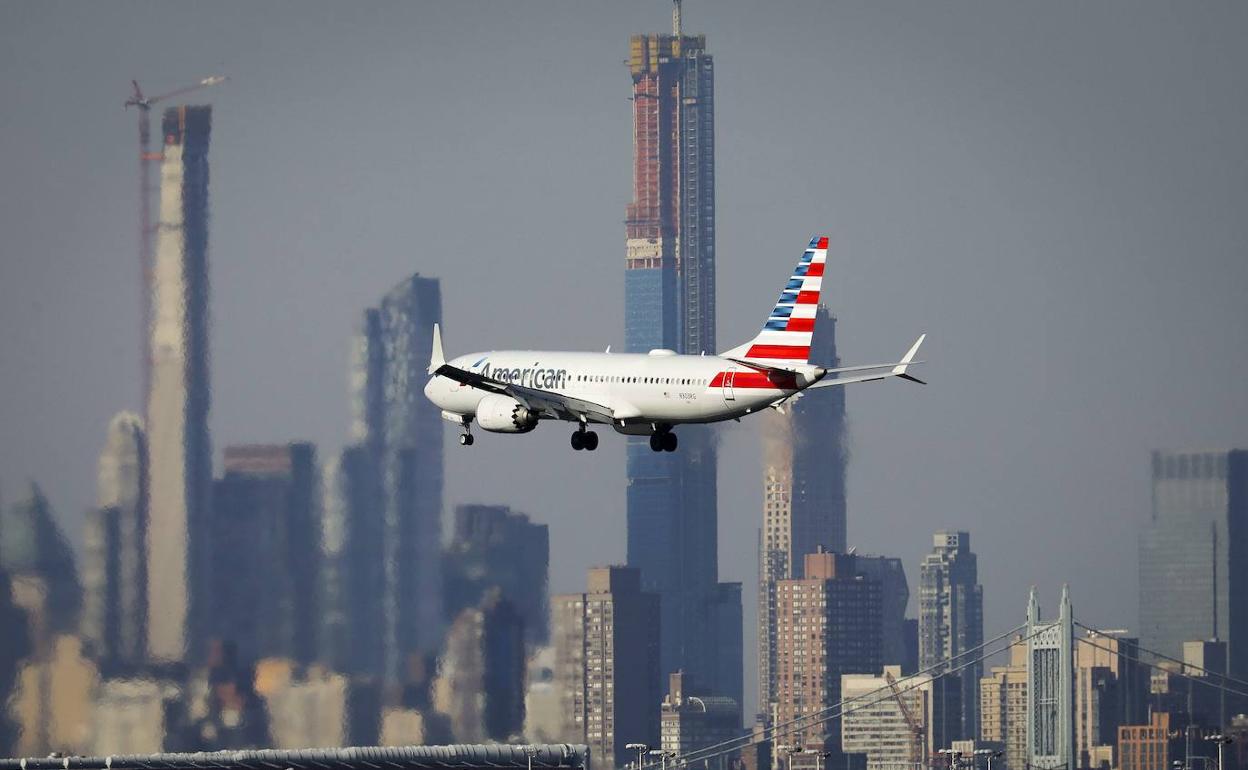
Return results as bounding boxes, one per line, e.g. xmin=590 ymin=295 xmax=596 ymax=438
xmin=475 ymin=394 xmax=539 ymax=434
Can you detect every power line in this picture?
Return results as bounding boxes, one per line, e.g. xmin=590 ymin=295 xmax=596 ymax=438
xmin=1075 ymin=622 xmax=1248 ymax=694
xmin=1074 ymin=633 xmax=1248 ymax=702
xmin=650 ymin=624 xmax=1035 ymax=770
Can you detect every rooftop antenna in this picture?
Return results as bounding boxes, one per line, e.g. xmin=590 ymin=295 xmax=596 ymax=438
xmin=673 ymin=0 xmax=682 ymax=36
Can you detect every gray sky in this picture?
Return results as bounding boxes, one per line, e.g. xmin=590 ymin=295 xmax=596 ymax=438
xmin=2 ymin=1 xmax=1246 ymax=715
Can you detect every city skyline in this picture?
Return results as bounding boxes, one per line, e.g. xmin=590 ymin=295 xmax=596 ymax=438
xmin=3 ymin=0 xmax=1248 ymax=721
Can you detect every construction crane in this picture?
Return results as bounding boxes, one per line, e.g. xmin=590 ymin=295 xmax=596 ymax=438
xmin=124 ymin=75 xmax=228 ymax=406
xmin=885 ymin=670 xmax=927 ymax=768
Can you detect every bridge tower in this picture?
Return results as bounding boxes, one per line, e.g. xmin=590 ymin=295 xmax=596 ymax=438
xmin=1026 ymin=586 xmax=1075 ymax=770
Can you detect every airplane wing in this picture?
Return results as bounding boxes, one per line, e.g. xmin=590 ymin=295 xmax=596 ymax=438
xmin=432 ymin=363 xmax=616 ymax=425
xmin=806 ymin=334 xmax=928 ymax=388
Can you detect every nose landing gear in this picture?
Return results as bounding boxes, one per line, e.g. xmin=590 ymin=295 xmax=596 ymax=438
xmin=458 ymin=418 xmax=474 ymax=446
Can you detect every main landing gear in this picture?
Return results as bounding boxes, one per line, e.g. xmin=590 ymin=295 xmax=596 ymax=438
xmin=571 ymin=426 xmax=599 ymax=451
xmin=458 ymin=419 xmax=475 ymax=446
xmin=649 ymin=430 xmax=677 ymax=453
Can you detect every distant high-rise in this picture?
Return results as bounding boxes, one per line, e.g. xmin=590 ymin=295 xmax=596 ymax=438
xmin=660 ymin=672 xmax=743 ymax=767
xmin=352 ymin=275 xmax=444 ymax=681
xmin=758 ymin=306 xmax=846 ymax=719
xmin=1074 ymin=630 xmax=1148 ymax=769
xmin=553 ymin=566 xmax=661 ymax=770
xmin=841 ymin=665 xmax=960 ymax=770
xmin=211 ymin=443 xmax=320 ymax=664
xmin=854 ymin=555 xmax=911 ymax=670
xmin=0 ymin=482 xmax=81 ymax=641
xmin=980 ymin=638 xmax=1028 ymax=770
xmin=773 ymin=551 xmax=882 ymax=761
xmin=443 ymin=504 xmax=550 ymax=646
xmin=434 ymin=589 xmax=526 ymax=743
xmin=1139 ymin=450 xmax=1246 ymax=689
xmin=82 ymin=412 xmax=148 ymax=667
xmin=919 ymin=531 xmax=984 ymax=741
xmin=145 ymin=105 xmax=213 ymax=662
xmin=319 ymin=444 xmax=386 ymax=677
xmin=626 ymin=9 xmax=738 ymax=705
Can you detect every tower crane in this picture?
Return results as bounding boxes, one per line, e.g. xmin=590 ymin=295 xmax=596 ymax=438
xmin=885 ymin=670 xmax=927 ymax=768
xmin=124 ymin=75 xmax=228 ymax=407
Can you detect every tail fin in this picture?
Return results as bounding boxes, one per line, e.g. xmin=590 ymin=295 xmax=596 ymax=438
xmin=427 ymin=323 xmax=445 ymax=374
xmin=721 ymin=235 xmax=828 ymax=365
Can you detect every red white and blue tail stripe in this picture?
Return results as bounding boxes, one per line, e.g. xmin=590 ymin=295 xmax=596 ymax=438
xmin=721 ymin=235 xmax=827 ymax=366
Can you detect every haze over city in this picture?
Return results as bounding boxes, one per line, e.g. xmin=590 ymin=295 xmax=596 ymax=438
xmin=2 ymin=0 xmax=1246 ymax=730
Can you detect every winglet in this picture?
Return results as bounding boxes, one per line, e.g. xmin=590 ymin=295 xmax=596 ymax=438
xmin=428 ymin=323 xmax=445 ymax=375
xmin=892 ymin=333 xmax=927 ymax=384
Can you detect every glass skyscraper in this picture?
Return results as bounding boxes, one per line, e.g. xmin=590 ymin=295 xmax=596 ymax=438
xmin=624 ymin=19 xmax=740 ymax=709
xmin=1139 ymin=450 xmax=1247 ymax=689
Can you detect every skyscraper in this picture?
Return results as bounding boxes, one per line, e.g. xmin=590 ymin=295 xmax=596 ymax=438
xmin=210 ymin=443 xmax=320 ymax=664
xmin=625 ymin=5 xmax=739 ymax=705
xmin=82 ymin=412 xmax=148 ymax=667
xmin=758 ymin=306 xmax=847 ymax=720
xmin=1139 ymin=450 xmax=1246 ymax=688
xmin=1074 ymin=630 xmax=1148 ymax=769
xmin=979 ymin=638 xmax=1028 ymax=770
xmin=145 ymin=104 xmax=213 ymax=663
xmin=443 ymin=504 xmax=550 ymax=646
xmin=352 ymin=275 xmax=444 ymax=681
xmin=773 ymin=551 xmax=882 ymax=761
xmin=553 ymin=566 xmax=661 ymax=770
xmin=0 ymin=482 xmax=81 ymax=642
xmin=919 ymin=531 xmax=984 ymax=741
xmin=319 ymin=444 xmax=386 ymax=677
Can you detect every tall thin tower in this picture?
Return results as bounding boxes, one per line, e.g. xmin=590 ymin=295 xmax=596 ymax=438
xmin=145 ymin=105 xmax=214 ymax=662
xmin=625 ymin=2 xmax=739 ymax=707
xmin=125 ymin=76 xmax=226 ymax=406
xmin=757 ymin=305 xmax=846 ymax=721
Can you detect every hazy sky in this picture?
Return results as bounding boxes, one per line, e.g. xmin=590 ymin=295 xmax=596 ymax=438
xmin=2 ymin=2 xmax=1246 ymax=715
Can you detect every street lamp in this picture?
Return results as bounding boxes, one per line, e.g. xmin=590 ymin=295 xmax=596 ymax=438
xmin=650 ymin=750 xmax=678 ymax=770
xmin=627 ymin=744 xmax=651 ymax=770
xmin=522 ymin=745 xmax=539 ymax=770
xmin=974 ymin=750 xmax=1003 ymax=770
xmin=776 ymin=744 xmax=801 ymax=770
xmin=803 ymin=749 xmax=831 ymax=770
xmin=938 ymin=749 xmax=962 ymax=770
xmin=1208 ymin=735 xmax=1234 ymax=770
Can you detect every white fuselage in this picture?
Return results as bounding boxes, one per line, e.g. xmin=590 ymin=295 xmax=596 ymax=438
xmin=424 ymin=348 xmax=819 ymax=430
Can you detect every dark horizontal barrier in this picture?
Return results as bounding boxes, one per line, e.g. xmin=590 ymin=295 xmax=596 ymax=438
xmin=0 ymin=744 xmax=590 ymax=770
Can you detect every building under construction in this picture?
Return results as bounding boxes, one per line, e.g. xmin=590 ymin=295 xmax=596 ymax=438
xmin=623 ymin=4 xmax=741 ymax=713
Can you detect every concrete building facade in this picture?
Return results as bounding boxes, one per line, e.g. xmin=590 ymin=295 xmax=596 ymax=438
xmin=979 ymin=638 xmax=1028 ymax=770
xmin=773 ymin=551 xmax=882 ymax=760
xmin=83 ymin=413 xmax=148 ymax=668
xmin=841 ymin=665 xmax=957 ymax=770
xmin=919 ymin=531 xmax=984 ymax=741
xmin=553 ymin=567 xmax=660 ymax=770
xmin=144 ymin=105 xmax=214 ymax=663
xmin=660 ymin=672 xmax=743 ymax=769
xmin=758 ymin=306 xmax=846 ymax=721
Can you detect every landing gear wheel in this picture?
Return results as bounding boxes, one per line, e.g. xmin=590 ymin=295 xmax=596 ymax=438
xmin=662 ymin=432 xmax=678 ymax=452
xmin=650 ymin=434 xmax=664 ymax=452
xmin=583 ymin=431 xmax=599 ymax=451
xmin=571 ymin=431 xmax=584 ymax=451
xmin=459 ymin=433 xmax=474 ymax=446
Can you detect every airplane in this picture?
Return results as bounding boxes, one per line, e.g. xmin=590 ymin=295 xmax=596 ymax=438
xmin=423 ymin=235 xmax=926 ymax=452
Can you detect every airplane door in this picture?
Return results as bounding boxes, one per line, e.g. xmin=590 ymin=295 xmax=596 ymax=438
xmin=723 ymin=366 xmax=737 ymax=402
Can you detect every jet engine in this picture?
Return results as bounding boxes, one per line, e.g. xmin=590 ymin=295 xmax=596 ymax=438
xmin=475 ymin=394 xmax=539 ymax=434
